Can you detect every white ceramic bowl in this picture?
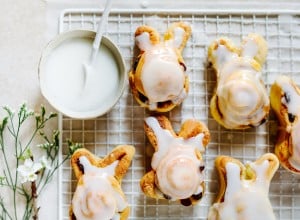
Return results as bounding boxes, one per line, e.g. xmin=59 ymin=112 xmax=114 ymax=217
xmin=39 ymin=30 xmax=126 ymax=119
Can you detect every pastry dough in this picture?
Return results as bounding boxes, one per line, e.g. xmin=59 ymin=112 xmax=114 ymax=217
xmin=270 ymin=75 xmax=300 ymax=174
xmin=140 ymin=115 xmax=210 ymax=206
xmin=70 ymin=146 xmax=135 ymax=220
xmin=208 ymin=33 xmax=269 ymax=129
xmin=208 ymin=153 xmax=279 ymax=220
xmin=129 ymin=22 xmax=191 ymax=112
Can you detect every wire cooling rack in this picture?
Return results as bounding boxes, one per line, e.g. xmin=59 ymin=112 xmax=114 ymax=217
xmin=58 ymin=8 xmax=300 ymax=220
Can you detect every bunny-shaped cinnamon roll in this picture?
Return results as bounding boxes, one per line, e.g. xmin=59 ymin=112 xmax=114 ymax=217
xmin=140 ymin=115 xmax=210 ymax=206
xmin=271 ymin=75 xmax=300 ymax=174
xmin=70 ymin=146 xmax=135 ymax=220
xmin=129 ymin=22 xmax=191 ymax=112
xmin=208 ymin=153 xmax=279 ymax=220
xmin=208 ymin=34 xmax=269 ymax=129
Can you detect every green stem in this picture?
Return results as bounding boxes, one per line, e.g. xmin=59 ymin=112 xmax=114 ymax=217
xmin=14 ymin=146 xmax=19 ymax=219
xmin=19 ymin=120 xmax=49 ymax=158
xmin=0 ymin=200 xmax=13 ymax=220
xmin=38 ymin=157 xmax=69 ymax=194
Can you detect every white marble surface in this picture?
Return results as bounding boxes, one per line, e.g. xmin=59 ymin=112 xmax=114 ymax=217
xmin=0 ymin=1 xmax=58 ymax=219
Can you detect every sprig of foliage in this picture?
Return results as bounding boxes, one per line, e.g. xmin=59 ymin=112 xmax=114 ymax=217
xmin=0 ymin=103 xmax=76 ymax=220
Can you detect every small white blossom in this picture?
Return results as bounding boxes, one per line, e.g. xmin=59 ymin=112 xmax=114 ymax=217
xmin=17 ymin=158 xmax=43 ymax=183
xmin=39 ymin=156 xmax=52 ymax=170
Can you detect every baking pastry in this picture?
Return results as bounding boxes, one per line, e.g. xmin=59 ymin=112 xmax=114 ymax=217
xmin=208 ymin=153 xmax=279 ymax=220
xmin=140 ymin=115 xmax=210 ymax=206
xmin=270 ymin=75 xmax=300 ymax=174
xmin=129 ymin=22 xmax=191 ymax=112
xmin=208 ymin=33 xmax=269 ymax=129
xmin=70 ymin=145 xmax=135 ymax=220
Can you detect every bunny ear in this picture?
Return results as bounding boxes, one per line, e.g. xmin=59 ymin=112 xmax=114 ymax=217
xmin=71 ymin=146 xmax=135 ymax=183
xmin=252 ymin=153 xmax=279 ymax=183
xmin=240 ymin=33 xmax=268 ymax=67
xmin=135 ymin=25 xmax=160 ymax=52
xmin=214 ymin=156 xmax=244 ymax=203
xmin=164 ymin=22 xmax=191 ymax=53
xmin=71 ymin=148 xmax=99 ymax=180
xmin=144 ymin=115 xmax=177 ymax=152
xmin=208 ymin=37 xmax=239 ymax=71
xmin=178 ymin=119 xmax=210 ymax=149
xmin=100 ymin=145 xmax=135 ymax=183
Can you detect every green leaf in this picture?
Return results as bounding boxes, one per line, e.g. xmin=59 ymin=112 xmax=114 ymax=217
xmin=0 ymin=176 xmax=5 ymax=185
xmin=19 ymin=148 xmax=32 ymax=161
xmin=0 ymin=117 xmax=8 ymax=133
xmin=3 ymin=106 xmax=14 ymax=117
xmin=67 ymin=140 xmax=82 ymax=155
xmin=41 ymin=105 xmax=46 ymax=118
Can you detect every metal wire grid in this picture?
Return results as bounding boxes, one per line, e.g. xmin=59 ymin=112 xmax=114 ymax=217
xmin=58 ymin=9 xmax=300 ymax=220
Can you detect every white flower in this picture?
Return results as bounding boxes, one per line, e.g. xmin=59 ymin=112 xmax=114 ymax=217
xmin=39 ymin=156 xmax=52 ymax=170
xmin=17 ymin=158 xmax=43 ymax=183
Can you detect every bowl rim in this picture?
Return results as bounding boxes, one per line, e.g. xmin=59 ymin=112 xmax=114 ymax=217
xmin=38 ymin=29 xmax=126 ymax=119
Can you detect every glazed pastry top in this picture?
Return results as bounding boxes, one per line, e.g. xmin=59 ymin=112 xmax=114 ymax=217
xmin=275 ymin=75 xmax=300 ymax=170
xmin=72 ymin=157 xmax=127 ymax=220
xmin=209 ymin=34 xmax=269 ymax=129
xmin=145 ymin=116 xmax=205 ymax=200
xmin=209 ymin=159 xmax=276 ymax=220
xmin=135 ymin=27 xmax=187 ymax=110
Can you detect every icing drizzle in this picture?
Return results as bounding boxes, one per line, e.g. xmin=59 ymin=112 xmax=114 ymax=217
xmin=145 ymin=117 xmax=205 ymax=200
xmin=208 ymin=160 xmax=276 ymax=220
xmin=72 ymin=157 xmax=127 ymax=220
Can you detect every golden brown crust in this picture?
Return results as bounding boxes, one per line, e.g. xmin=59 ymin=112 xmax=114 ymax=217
xmin=70 ymin=146 xmax=135 ymax=220
xmin=214 ymin=153 xmax=279 ymax=203
xmin=270 ymin=77 xmax=300 ymax=174
xmin=140 ymin=170 xmax=162 ymax=199
xmin=135 ymin=25 xmax=160 ymax=47
xmin=129 ymin=22 xmax=191 ymax=112
xmin=141 ymin=115 xmax=210 ymax=205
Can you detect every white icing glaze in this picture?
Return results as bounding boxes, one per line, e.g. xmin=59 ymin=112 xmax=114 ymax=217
xmin=135 ymin=32 xmax=153 ymax=51
xmin=275 ymin=75 xmax=300 ymax=170
xmin=208 ymin=160 xmax=275 ymax=220
xmin=43 ymin=37 xmax=120 ymax=114
xmin=249 ymin=160 xmax=270 ymax=190
xmin=145 ymin=117 xmax=205 ymax=200
xmin=212 ymin=41 xmax=269 ymax=128
xmin=141 ymin=45 xmax=185 ymax=105
xmin=72 ymin=156 xmax=127 ymax=220
xmin=171 ymin=27 xmax=185 ymax=49
xmin=214 ymin=44 xmax=238 ymax=70
xmin=241 ymin=37 xmax=259 ymax=58
xmin=135 ymin=29 xmax=187 ymax=109
xmin=79 ymin=156 xmax=118 ymax=176
xmin=223 ymin=162 xmax=241 ymax=201
xmin=171 ymin=89 xmax=187 ymax=105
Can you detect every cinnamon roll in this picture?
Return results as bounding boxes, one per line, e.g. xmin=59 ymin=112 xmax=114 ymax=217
xmin=140 ymin=115 xmax=210 ymax=206
xmin=208 ymin=153 xmax=279 ymax=220
xmin=270 ymin=75 xmax=300 ymax=174
xmin=70 ymin=146 xmax=135 ymax=220
xmin=208 ymin=34 xmax=269 ymax=129
xmin=129 ymin=22 xmax=191 ymax=112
